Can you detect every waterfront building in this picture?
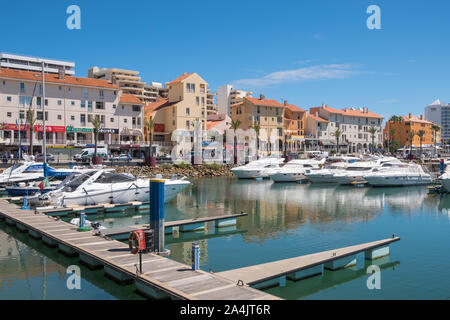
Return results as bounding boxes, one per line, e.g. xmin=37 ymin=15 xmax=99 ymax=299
xmin=283 ymin=101 xmax=306 ymax=150
xmin=306 ymin=104 xmax=384 ymax=153
xmin=0 ymin=67 xmax=121 ymax=151
xmin=231 ymin=95 xmax=286 ymax=151
xmin=206 ymin=89 xmax=217 ymax=116
xmin=425 ymin=99 xmax=450 ymax=143
xmin=216 ymin=84 xmax=252 ymax=116
xmin=0 ymin=52 xmax=75 ymax=76
xmin=143 ymin=72 xmax=210 ymax=143
xmin=383 ymin=113 xmax=440 ymax=149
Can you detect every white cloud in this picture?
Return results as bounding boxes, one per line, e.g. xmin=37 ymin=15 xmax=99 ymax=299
xmin=232 ymin=64 xmax=359 ymax=87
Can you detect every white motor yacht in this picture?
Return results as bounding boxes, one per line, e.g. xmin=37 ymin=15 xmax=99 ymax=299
xmin=39 ymin=169 xmax=191 ymax=207
xmin=333 ymin=157 xmax=402 ymax=185
xmin=269 ymin=158 xmax=325 ymax=182
xmin=304 ymin=156 xmax=361 ymax=183
xmin=365 ymin=163 xmax=431 ymax=186
xmin=231 ymin=158 xmax=285 ymax=179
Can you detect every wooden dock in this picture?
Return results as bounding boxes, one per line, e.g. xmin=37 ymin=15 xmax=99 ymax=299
xmin=218 ymin=237 xmax=400 ymax=289
xmin=0 ymin=199 xmax=279 ymax=300
xmin=100 ymin=212 xmax=248 ymax=239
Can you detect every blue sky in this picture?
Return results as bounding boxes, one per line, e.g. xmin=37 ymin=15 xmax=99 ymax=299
xmin=1 ymin=0 xmax=450 ymax=120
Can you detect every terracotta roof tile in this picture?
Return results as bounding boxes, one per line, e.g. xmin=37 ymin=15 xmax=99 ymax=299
xmin=244 ymin=96 xmax=285 ymax=108
xmin=120 ymin=94 xmax=143 ymax=104
xmin=0 ymin=68 xmax=119 ymax=89
xmin=322 ymin=105 xmax=383 ymax=119
xmin=285 ymin=104 xmax=305 ymax=112
xmin=166 ymin=72 xmax=194 ymax=85
xmin=309 ymin=114 xmax=329 ymax=123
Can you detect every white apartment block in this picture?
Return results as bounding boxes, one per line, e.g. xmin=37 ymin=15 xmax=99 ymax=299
xmin=425 ymin=99 xmax=450 ymax=141
xmin=216 ymin=84 xmax=252 ymax=116
xmin=0 ymin=53 xmax=75 ymax=76
xmin=306 ymin=104 xmax=384 ymax=153
xmin=0 ymin=67 xmax=145 ymax=150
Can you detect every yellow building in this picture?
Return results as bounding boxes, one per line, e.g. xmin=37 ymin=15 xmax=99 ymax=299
xmin=144 ymin=72 xmax=210 ymax=142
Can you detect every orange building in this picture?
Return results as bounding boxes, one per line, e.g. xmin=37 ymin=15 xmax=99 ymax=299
xmin=383 ymin=113 xmax=441 ymax=148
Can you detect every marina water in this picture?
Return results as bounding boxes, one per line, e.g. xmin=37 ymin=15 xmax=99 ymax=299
xmin=1 ymin=177 xmax=449 ymax=299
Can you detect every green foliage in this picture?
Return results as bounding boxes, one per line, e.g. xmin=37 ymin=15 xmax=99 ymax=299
xmin=206 ymin=163 xmax=221 ymax=170
xmin=174 ymin=162 xmax=191 ymax=169
xmin=159 ymin=164 xmax=173 ymax=170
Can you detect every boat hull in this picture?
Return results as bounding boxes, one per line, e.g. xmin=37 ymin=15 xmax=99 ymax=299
xmin=365 ymin=175 xmax=431 ymax=187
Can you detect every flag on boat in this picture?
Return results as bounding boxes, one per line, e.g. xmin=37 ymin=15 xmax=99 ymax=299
xmin=38 ymin=178 xmax=49 ymax=191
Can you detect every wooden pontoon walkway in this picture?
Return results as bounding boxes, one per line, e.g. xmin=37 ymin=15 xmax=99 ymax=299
xmin=218 ymin=237 xmax=400 ymax=287
xmin=101 ymin=213 xmax=248 ymax=238
xmin=0 ymin=199 xmax=279 ymax=300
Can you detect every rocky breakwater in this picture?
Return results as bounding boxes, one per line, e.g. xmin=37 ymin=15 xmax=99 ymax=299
xmin=115 ymin=163 xmax=235 ymax=179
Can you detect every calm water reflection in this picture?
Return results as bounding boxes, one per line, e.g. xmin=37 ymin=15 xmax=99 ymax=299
xmin=1 ymin=177 xmax=449 ymax=299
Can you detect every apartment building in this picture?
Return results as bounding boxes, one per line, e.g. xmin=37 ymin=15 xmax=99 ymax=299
xmin=425 ymin=99 xmax=450 ymax=142
xmin=383 ymin=113 xmax=440 ymax=149
xmin=206 ymin=89 xmax=217 ymax=116
xmin=144 ymin=82 xmax=168 ymax=103
xmin=143 ymin=72 xmax=210 ymax=142
xmin=216 ymin=84 xmax=252 ymax=116
xmin=306 ymin=104 xmax=384 ymax=152
xmin=231 ymin=95 xmax=286 ymax=149
xmin=0 ymin=53 xmax=75 ymax=76
xmin=283 ymin=101 xmax=307 ymax=150
xmin=0 ymin=67 xmax=149 ymax=151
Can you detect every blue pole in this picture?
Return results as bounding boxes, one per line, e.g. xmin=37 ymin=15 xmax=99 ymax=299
xmin=150 ymin=179 xmax=165 ymax=253
xmin=192 ymin=242 xmax=200 ymax=271
xmin=21 ymin=197 xmax=29 ymax=210
xmin=79 ymin=212 xmax=85 ymax=228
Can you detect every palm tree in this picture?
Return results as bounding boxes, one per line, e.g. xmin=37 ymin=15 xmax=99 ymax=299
xmin=388 ymin=115 xmax=403 ymax=153
xmin=417 ymin=130 xmax=426 ymax=157
xmin=431 ymin=124 xmax=441 ymax=156
xmin=26 ymin=109 xmax=36 ymax=156
xmin=332 ymin=129 xmax=342 ymax=154
xmin=389 ymin=127 xmax=396 ymax=153
xmin=145 ymin=116 xmax=156 ymax=166
xmin=407 ymin=130 xmax=415 ymax=157
xmin=231 ymin=119 xmax=241 ymax=164
xmin=368 ymin=126 xmax=378 ymax=154
xmin=252 ymin=123 xmax=261 ymax=159
xmin=90 ymin=115 xmax=102 ymax=163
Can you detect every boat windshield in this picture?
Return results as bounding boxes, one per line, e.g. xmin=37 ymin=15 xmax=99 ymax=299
xmin=1 ymin=163 xmax=23 ymax=176
xmin=95 ymin=172 xmax=136 ymax=184
xmin=62 ymin=171 xmax=97 ymax=192
xmin=346 ymin=166 xmax=373 ymax=171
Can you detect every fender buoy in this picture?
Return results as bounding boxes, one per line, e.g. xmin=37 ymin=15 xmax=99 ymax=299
xmin=129 ymin=230 xmax=146 ymax=254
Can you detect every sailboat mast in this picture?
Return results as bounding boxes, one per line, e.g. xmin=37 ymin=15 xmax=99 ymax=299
xmin=41 ymin=61 xmax=47 ymax=170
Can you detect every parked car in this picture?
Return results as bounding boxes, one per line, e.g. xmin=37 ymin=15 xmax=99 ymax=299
xmin=36 ymin=153 xmax=55 ymax=162
xmin=111 ymin=154 xmax=132 ymax=162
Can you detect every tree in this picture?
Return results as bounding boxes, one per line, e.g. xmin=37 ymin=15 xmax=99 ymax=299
xmin=231 ymin=119 xmax=241 ymax=164
xmin=389 ymin=127 xmax=396 ymax=153
xmin=90 ymin=115 xmax=102 ymax=163
xmin=145 ymin=116 xmax=155 ymax=157
xmin=417 ymin=130 xmax=425 ymax=157
xmin=407 ymin=130 xmax=415 ymax=157
xmin=332 ymin=129 xmax=342 ymax=154
xmin=368 ymin=126 xmax=378 ymax=154
xmin=26 ymin=109 xmax=36 ymax=156
xmin=252 ymin=123 xmax=261 ymax=159
xmin=388 ymin=116 xmax=403 ymax=153
xmin=431 ymin=124 xmax=441 ymax=155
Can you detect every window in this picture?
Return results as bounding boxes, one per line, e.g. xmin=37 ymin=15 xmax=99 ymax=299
xmin=45 ymin=99 xmax=48 ymax=106
xmin=186 ymin=108 xmax=190 ymax=116
xmin=201 ymin=97 xmax=205 ymax=106
xmin=124 ymin=118 xmax=127 ymax=123
xmin=7 ymin=112 xmax=12 ymax=117
xmin=80 ymin=114 xmax=86 ymax=125
xmin=58 ymin=115 xmax=62 ymax=120
xmin=71 ymin=115 xmax=75 ymax=121
xmin=112 ymin=104 xmax=116 ymax=109
xmin=81 ymin=100 xmax=86 ymax=108
xmin=110 ymin=118 xmax=114 ymax=123
xmin=19 ymin=96 xmax=32 ymax=108
xmin=88 ymin=101 xmax=93 ymax=110
xmin=6 ymin=96 xmax=11 ymax=102
xmin=101 ymin=115 xmax=105 ymax=124
xmin=186 ymin=120 xmax=190 ymax=129
xmin=132 ymin=117 xmax=136 ymax=125
xmin=58 ymin=86 xmax=62 ymax=91
xmin=84 ymin=89 xmax=88 ymax=99
xmin=2 ymin=80 xmax=5 ymax=85
xmin=71 ymin=101 xmax=75 ymax=106
xmin=96 ymin=102 xmax=105 ymax=109
xmin=137 ymin=117 xmax=141 ymax=126
xmin=19 ymin=111 xmax=25 ymax=119
xmin=58 ymin=100 xmax=62 ymax=106
xmin=99 ymin=90 xmax=104 ymax=98
xmin=20 ymin=82 xmax=25 ymax=93
xmin=132 ymin=105 xmax=141 ymax=112
xmin=36 ymin=97 xmax=41 ymax=107
xmin=191 ymin=84 xmax=195 ymax=93
xmin=88 ymin=114 xmax=93 ymax=123
xmin=196 ymin=97 xmax=200 ymax=105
